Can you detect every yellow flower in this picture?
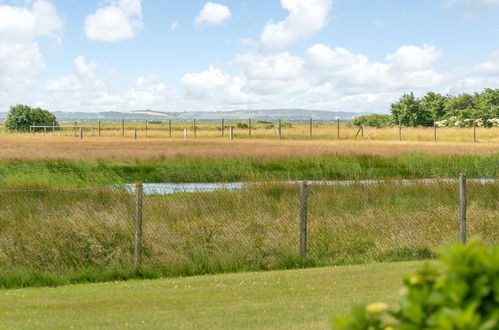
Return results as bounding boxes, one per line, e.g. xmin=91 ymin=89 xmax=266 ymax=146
xmin=384 ymin=327 xmax=394 ymax=330
xmin=366 ymin=302 xmax=388 ymax=315
xmin=409 ymin=275 xmax=420 ymax=285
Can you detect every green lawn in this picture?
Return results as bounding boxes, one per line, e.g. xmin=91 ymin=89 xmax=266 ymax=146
xmin=0 ymin=261 xmax=428 ymax=329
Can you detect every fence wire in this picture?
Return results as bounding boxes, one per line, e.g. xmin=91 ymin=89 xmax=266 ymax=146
xmin=0 ymin=180 xmax=497 ymax=278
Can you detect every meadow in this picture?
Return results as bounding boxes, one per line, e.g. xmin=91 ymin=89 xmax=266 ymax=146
xmin=0 ymin=181 xmax=496 ymax=288
xmin=2 ymin=121 xmax=499 ymax=143
xmin=0 ymin=132 xmax=496 ymax=289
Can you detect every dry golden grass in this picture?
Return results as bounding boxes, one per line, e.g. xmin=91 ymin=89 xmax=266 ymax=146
xmin=3 ymin=122 xmax=498 ymax=142
xmin=0 ymin=135 xmax=497 ymax=160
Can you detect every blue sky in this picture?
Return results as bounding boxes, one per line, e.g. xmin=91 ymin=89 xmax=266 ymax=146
xmin=0 ymin=0 xmax=498 ymax=113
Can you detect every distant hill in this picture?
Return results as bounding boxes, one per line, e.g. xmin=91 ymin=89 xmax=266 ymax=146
xmin=0 ymin=109 xmax=364 ymax=122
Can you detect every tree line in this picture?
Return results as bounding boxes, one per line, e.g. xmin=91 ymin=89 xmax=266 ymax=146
xmin=348 ymin=88 xmax=499 ymax=128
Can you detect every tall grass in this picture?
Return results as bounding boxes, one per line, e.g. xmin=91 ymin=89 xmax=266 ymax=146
xmin=0 ymin=153 xmax=496 ymax=188
xmin=0 ymin=181 xmax=496 ymax=288
xmin=3 ymin=122 xmax=497 ymax=143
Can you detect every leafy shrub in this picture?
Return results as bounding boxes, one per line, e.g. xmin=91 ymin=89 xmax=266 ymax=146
xmin=236 ymin=121 xmax=249 ymax=129
xmin=334 ymin=241 xmax=499 ymax=329
xmin=5 ymin=104 xmax=58 ymax=132
xmin=347 ymin=114 xmax=394 ymax=128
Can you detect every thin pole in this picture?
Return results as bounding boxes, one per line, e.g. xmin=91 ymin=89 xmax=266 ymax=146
xmin=398 ymin=119 xmax=402 ymax=141
xmin=300 ymin=181 xmax=308 ymax=258
xmin=309 ymin=118 xmax=313 ymax=139
xmin=168 ymin=120 xmax=172 ymax=138
xmin=337 ymin=118 xmax=340 ymax=140
xmin=229 ymin=126 xmax=234 ymax=140
xmin=193 ymin=119 xmax=197 ymax=138
xmin=459 ymin=173 xmax=467 ymax=244
xmin=434 ymin=120 xmax=437 ymax=142
xmin=134 ymin=182 xmax=143 ymax=266
xmin=145 ymin=120 xmax=148 ymax=138
xmin=473 ymin=119 xmax=476 ymax=143
xmin=278 ymin=119 xmax=282 ymax=140
xmin=222 ymin=119 xmax=225 ymax=137
xmin=122 ymin=119 xmax=125 ymax=137
xmin=98 ymin=120 xmax=101 ymax=137
xmin=249 ymin=118 xmax=252 ymax=138
xmin=79 ymin=127 xmax=83 ymax=139
xmin=134 ymin=129 xmax=137 ymax=140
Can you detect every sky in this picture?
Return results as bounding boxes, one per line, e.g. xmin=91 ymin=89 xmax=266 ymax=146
xmin=0 ymin=0 xmax=498 ymax=114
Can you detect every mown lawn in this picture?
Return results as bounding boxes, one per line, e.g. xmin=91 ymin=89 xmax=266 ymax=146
xmin=0 ymin=261 xmax=428 ymax=329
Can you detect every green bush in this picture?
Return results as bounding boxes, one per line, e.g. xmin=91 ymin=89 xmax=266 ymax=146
xmin=347 ymin=114 xmax=394 ymax=128
xmin=334 ymin=241 xmax=499 ymax=329
xmin=5 ymin=104 xmax=58 ymax=132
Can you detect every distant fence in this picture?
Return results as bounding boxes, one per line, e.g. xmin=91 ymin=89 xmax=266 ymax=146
xmin=23 ymin=118 xmax=499 ymax=142
xmin=0 ymin=174 xmax=497 ymax=281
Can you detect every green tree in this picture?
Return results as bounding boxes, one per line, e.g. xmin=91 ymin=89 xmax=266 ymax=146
xmin=421 ymin=92 xmax=448 ymax=121
xmin=347 ymin=114 xmax=394 ymax=128
xmin=474 ymin=88 xmax=499 ymax=127
xmin=4 ymin=104 xmax=58 ymax=132
xmin=390 ymin=93 xmax=431 ymax=127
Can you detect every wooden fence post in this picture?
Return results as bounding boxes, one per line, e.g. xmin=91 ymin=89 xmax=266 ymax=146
xmin=473 ymin=120 xmax=477 ymax=143
xmin=98 ymin=120 xmax=101 ymax=137
xmin=337 ymin=117 xmax=340 ymax=140
xmin=278 ymin=119 xmax=282 ymax=140
xmin=229 ymin=126 xmax=234 ymax=140
xmin=79 ymin=127 xmax=83 ymax=139
xmin=434 ymin=120 xmax=437 ymax=142
xmin=168 ymin=120 xmax=172 ymax=138
xmin=134 ymin=129 xmax=137 ymax=140
xmin=249 ymin=118 xmax=252 ymax=138
xmin=145 ymin=120 xmax=148 ymax=137
xmin=121 ymin=119 xmax=125 ymax=137
xmin=398 ymin=119 xmax=402 ymax=141
xmin=135 ymin=182 xmax=143 ymax=266
xmin=309 ymin=118 xmax=313 ymax=139
xmin=193 ymin=119 xmax=197 ymax=138
xmin=300 ymin=181 xmax=308 ymax=259
xmin=459 ymin=173 xmax=467 ymax=244
xmin=183 ymin=128 xmax=188 ymax=140
xmin=222 ymin=119 xmax=225 ymax=137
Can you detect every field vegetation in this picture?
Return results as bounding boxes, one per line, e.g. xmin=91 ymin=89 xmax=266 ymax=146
xmin=0 ymin=181 xmax=496 ymax=288
xmin=2 ymin=120 xmax=498 ymax=142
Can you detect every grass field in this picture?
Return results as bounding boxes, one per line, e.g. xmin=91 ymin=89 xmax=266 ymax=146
xmin=1 ymin=181 xmax=496 ymax=288
xmin=0 ymin=260 xmax=427 ymax=329
xmin=0 ymin=135 xmax=498 ymax=161
xmin=4 ymin=121 xmax=498 ymax=143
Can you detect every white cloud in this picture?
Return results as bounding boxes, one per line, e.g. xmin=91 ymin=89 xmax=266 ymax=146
xmin=194 ymin=2 xmax=231 ymax=26
xmin=261 ymin=0 xmax=332 ymax=51
xmin=170 ymin=20 xmax=179 ymax=30
xmin=385 ymin=44 xmax=442 ymax=70
xmin=0 ymin=1 xmax=62 ymax=108
xmin=85 ymin=0 xmax=142 ymax=42
xmin=447 ymin=0 xmax=499 ymax=17
xmin=181 ymin=65 xmax=228 ymax=98
xmin=43 ymin=56 xmax=104 ymax=92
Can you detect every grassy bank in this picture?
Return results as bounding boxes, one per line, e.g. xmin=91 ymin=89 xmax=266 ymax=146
xmin=0 ymin=153 xmax=497 ymax=187
xmin=0 ymin=182 xmax=496 ymax=288
xmin=0 ymin=261 xmax=426 ymax=329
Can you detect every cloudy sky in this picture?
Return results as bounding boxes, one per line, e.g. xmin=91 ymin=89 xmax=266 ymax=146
xmin=0 ymin=0 xmax=498 ymax=113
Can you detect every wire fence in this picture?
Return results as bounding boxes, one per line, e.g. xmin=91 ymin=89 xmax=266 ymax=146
xmin=0 ymin=176 xmax=497 ymax=278
xmin=16 ymin=119 xmax=499 ymax=142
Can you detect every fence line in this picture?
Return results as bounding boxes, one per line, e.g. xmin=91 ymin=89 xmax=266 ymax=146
xmin=1 ymin=174 xmax=496 ymax=276
xmin=23 ymin=119 xmax=498 ymax=142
